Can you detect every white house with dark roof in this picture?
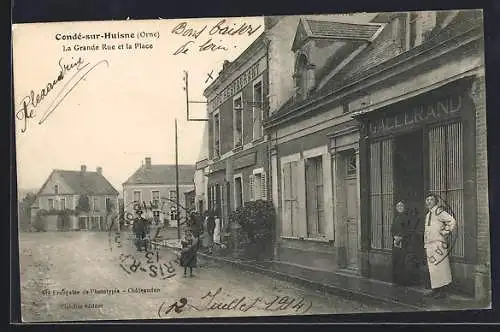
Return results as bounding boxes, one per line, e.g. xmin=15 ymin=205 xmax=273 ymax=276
xmin=31 ymin=165 xmax=120 ymax=231
xmin=122 ymin=157 xmax=195 ymax=227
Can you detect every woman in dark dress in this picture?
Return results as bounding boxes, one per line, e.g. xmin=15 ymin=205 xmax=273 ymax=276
xmin=391 ymin=200 xmax=419 ymax=286
xmin=180 ymin=229 xmax=199 ymax=277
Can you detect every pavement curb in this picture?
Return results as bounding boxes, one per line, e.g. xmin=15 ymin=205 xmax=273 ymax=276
xmin=196 ymin=252 xmax=423 ymax=311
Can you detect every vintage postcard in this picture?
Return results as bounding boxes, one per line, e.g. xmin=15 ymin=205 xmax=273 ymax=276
xmin=13 ymin=10 xmax=491 ymax=322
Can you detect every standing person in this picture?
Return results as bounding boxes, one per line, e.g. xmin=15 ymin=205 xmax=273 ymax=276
xmin=132 ymin=210 xmax=147 ymax=252
xmin=206 ymin=210 xmax=216 ymax=254
xmin=213 ymin=210 xmax=221 ymax=247
xmin=180 ymin=229 xmax=199 ymax=277
xmin=391 ymin=200 xmax=419 ymax=286
xmin=423 ymin=193 xmax=457 ymax=299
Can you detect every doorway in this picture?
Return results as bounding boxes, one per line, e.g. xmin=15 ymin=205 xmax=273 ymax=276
xmin=341 ymin=149 xmax=359 ymax=272
xmin=78 ymin=216 xmax=87 ymax=230
xmin=394 ymin=129 xmax=426 ymax=286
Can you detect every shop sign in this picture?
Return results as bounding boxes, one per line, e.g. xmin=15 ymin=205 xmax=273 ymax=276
xmin=208 ymin=57 xmax=266 ymax=112
xmin=369 ymin=94 xmax=462 ymax=136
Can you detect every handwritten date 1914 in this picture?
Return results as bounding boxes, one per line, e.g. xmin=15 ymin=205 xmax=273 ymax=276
xmin=15 ymin=57 xmax=109 ymax=133
xmin=157 ymin=288 xmax=312 ymax=318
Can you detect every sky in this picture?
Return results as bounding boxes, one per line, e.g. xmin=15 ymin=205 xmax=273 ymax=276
xmin=13 ymin=17 xmax=265 ymax=192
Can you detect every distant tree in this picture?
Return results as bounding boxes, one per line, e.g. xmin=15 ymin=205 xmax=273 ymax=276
xmin=19 ymin=193 xmax=37 ymax=231
xmin=76 ymin=194 xmax=91 ymax=213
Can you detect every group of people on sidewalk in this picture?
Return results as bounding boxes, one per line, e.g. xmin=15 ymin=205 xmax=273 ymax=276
xmin=391 ymin=193 xmax=457 ymax=299
xmin=128 ymin=208 xmax=224 ymax=277
xmin=178 ymin=210 xmax=224 ymax=277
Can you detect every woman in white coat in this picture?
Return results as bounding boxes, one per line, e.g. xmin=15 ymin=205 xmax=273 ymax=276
xmin=423 ymin=193 xmax=457 ymax=299
xmin=213 ymin=213 xmax=221 ymax=246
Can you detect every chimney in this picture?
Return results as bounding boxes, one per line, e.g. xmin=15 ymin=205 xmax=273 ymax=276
xmin=96 ymin=167 xmax=103 ymax=175
xmin=81 ymin=165 xmax=87 ymax=173
xmin=145 ymin=157 xmax=152 ymax=168
xmin=222 ymin=60 xmax=231 ymax=70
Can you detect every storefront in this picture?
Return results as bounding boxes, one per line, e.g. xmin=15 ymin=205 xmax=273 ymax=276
xmin=357 ymin=77 xmax=478 ymax=294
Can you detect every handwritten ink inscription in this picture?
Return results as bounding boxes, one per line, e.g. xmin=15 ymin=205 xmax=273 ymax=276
xmin=157 ymin=287 xmax=312 ymax=318
xmin=15 ymin=57 xmax=109 ymax=133
xmin=171 ymin=19 xmax=261 ymax=55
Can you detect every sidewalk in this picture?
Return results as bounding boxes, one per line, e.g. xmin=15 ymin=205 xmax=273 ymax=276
xmin=156 ymin=239 xmax=488 ymax=312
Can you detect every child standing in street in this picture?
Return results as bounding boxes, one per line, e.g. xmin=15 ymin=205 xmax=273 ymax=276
xmin=180 ymin=229 xmax=199 ymax=277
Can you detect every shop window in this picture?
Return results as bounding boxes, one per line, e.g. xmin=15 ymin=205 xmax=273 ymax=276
xmin=282 ymin=161 xmax=299 ymax=237
xmin=369 ymin=139 xmax=394 ymax=250
xmin=233 ymin=96 xmax=243 ymax=147
xmin=428 ymin=122 xmax=464 ymax=257
xmin=305 ymin=156 xmax=326 ymax=237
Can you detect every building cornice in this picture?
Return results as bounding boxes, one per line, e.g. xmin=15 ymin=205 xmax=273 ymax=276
xmin=203 ymin=33 xmax=269 ymax=98
xmin=264 ymin=24 xmax=483 ymax=130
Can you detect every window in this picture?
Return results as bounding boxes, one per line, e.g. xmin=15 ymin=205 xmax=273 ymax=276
xmin=234 ymin=175 xmax=243 ymax=208
xmin=105 ymin=197 xmax=113 ymax=212
xmin=213 ymin=110 xmax=221 ymax=158
xmin=208 ymin=184 xmax=221 ymax=215
xmin=54 ymin=185 xmax=59 ymax=194
xmin=305 ymin=156 xmax=326 ymax=236
xmin=282 ymin=161 xmax=299 ymax=236
xmin=48 ymin=198 xmax=54 ymax=210
xmin=152 ymin=191 xmax=160 ymax=209
xmin=429 ymin=122 xmax=464 ymax=257
xmin=250 ymin=169 xmax=267 ymax=201
xmin=369 ymin=139 xmax=394 ymax=250
xmin=233 ymin=95 xmax=243 ymax=147
xmin=252 ymin=79 xmax=263 ymax=140
xmin=293 ymin=53 xmax=308 ymax=100
xmin=93 ymin=197 xmax=100 ymax=211
xmin=133 ymin=191 xmax=141 ymax=203
xmin=169 ymin=190 xmax=177 ymax=204
xmin=60 ymin=198 xmax=66 ymax=210
xmin=346 ymin=151 xmax=357 ymax=176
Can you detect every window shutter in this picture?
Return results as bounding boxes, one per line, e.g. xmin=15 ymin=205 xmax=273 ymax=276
xmin=261 ymin=171 xmax=267 ymax=201
xmin=249 ymin=174 xmax=255 ymax=201
xmin=282 ymin=164 xmax=292 ymax=237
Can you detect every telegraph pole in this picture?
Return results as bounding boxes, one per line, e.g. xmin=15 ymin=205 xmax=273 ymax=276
xmin=175 ymin=118 xmax=180 ymax=240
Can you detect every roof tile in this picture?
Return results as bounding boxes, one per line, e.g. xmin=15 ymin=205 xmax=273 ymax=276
xmin=305 ymin=19 xmax=382 ymax=41
xmin=123 ymin=164 xmax=194 ymax=186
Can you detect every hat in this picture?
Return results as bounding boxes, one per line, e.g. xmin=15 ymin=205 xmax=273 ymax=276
xmin=135 ymin=209 xmax=143 ymax=215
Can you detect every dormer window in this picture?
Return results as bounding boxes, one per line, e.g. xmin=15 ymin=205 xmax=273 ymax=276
xmin=294 ymin=53 xmax=308 ymax=99
xmin=294 ymin=53 xmax=316 ymax=100
xmin=54 ymin=185 xmax=59 ymax=194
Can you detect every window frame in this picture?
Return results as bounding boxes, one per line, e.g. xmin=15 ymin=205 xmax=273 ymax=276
xmin=233 ymin=92 xmax=244 ymax=148
xmin=233 ymin=173 xmax=244 ymax=208
xmin=252 ymin=76 xmax=264 ymax=141
xmin=212 ymin=109 xmax=221 ymax=158
xmin=151 ymin=190 xmax=160 ymax=209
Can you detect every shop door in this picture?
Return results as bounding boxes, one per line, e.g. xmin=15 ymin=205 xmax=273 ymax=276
xmin=394 ymin=130 xmax=426 ymax=285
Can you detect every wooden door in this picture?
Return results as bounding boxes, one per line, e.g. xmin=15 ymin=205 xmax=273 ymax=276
xmin=345 ymin=178 xmax=359 ymax=270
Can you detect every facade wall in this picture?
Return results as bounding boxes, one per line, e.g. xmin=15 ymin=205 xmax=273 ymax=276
xmin=123 ymin=184 xmax=194 ymax=225
xmin=267 ymin=11 xmax=487 ymax=301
